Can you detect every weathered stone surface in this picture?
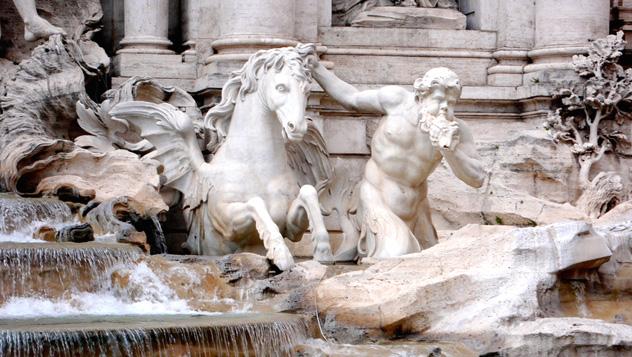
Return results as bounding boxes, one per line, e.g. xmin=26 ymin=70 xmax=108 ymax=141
xmin=0 ymin=59 xmax=17 ymax=99
xmin=315 ymin=221 xmax=617 ymax=353
xmin=429 ymin=131 xmax=588 ymax=230
xmin=294 ymin=338 xmax=477 ymax=357
xmin=0 ymin=0 xmax=102 ymax=63
xmin=32 ymin=225 xmax=57 ymax=242
xmin=253 ymin=260 xmax=328 ymax=312
xmin=351 ymin=7 xmax=466 ymax=30
xmin=55 ymin=223 xmax=94 ymax=243
xmin=502 ymin=318 xmax=632 ymax=356
xmin=0 ymin=34 xmax=109 ymax=192
xmin=215 ymin=252 xmax=273 ymax=282
xmin=113 ymin=54 xmax=196 ymax=79
xmin=28 ymin=150 xmax=166 ymax=215
xmin=82 ymin=195 xmax=166 ymax=254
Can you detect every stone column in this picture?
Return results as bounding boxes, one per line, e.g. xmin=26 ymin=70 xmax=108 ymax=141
xmin=118 ymin=0 xmax=173 ymax=54
xmin=487 ymin=0 xmax=534 ymax=86
xmin=619 ymin=0 xmax=632 ymax=50
xmin=524 ymin=0 xmax=609 ymax=82
xmin=181 ymin=0 xmax=199 ymax=61
xmin=198 ymin=0 xmax=297 ymax=89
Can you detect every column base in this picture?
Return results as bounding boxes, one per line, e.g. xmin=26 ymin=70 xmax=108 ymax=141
xmin=182 ymin=40 xmax=197 ymax=61
xmin=487 ymin=50 xmax=528 ymax=87
xmin=523 ymin=46 xmax=587 ymax=84
xmin=113 ymin=53 xmax=196 ymax=81
xmin=197 ymin=37 xmax=299 ymax=91
xmin=117 ymin=36 xmax=174 ymax=55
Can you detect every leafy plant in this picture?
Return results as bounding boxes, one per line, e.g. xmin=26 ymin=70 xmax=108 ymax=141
xmin=544 ymin=31 xmax=631 ymax=217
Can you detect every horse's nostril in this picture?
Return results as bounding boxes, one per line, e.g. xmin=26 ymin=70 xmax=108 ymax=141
xmin=288 ymin=122 xmax=295 ymax=131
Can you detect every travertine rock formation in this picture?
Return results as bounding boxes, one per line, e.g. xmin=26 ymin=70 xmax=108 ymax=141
xmin=315 ymin=220 xmax=631 ymax=354
xmin=294 ymin=338 xmax=476 ymax=356
xmin=429 ymin=130 xmax=588 ymax=229
xmin=0 ymin=19 xmax=170 ymax=250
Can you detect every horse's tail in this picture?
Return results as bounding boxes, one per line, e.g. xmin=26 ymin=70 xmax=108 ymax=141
xmin=327 ymin=178 xmax=362 ymax=261
xmin=357 ymin=203 xmax=419 ymax=259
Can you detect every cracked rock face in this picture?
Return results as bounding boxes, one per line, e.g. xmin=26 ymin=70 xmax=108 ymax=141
xmin=428 ymin=131 xmax=588 ymax=230
xmin=315 ymin=221 xmax=632 ymax=354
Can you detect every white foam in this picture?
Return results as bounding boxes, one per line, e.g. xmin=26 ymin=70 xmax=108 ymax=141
xmin=0 ymin=259 xmax=248 ymax=318
xmin=0 ymin=293 xmax=204 ymax=318
xmin=0 ymin=220 xmax=79 ymax=243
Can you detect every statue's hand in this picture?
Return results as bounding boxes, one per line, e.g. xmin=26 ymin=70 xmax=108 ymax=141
xmin=429 ymin=115 xmax=460 ymax=151
xmin=306 ymin=53 xmax=320 ymax=71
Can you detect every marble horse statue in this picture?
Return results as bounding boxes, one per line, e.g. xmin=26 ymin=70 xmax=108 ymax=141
xmin=109 ymin=44 xmax=333 ymax=270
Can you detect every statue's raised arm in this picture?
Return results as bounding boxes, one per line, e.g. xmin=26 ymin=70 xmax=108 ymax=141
xmin=314 ymin=64 xmax=485 ymax=260
xmin=311 ymin=60 xmax=408 ymax=114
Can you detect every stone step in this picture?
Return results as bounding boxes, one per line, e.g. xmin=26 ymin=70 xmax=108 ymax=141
xmin=0 ymin=242 xmax=142 ymax=303
xmin=0 ymin=313 xmax=310 ymax=356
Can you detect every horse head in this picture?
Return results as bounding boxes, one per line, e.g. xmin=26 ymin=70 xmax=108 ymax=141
xmin=205 ymin=44 xmax=317 ymax=149
xmin=258 ymin=58 xmax=311 ymax=141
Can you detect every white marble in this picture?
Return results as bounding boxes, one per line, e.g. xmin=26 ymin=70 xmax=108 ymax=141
xmin=110 ymin=45 xmax=333 ymax=271
xmin=118 ymin=0 xmax=173 ymax=54
xmin=312 ymin=63 xmax=485 ymax=259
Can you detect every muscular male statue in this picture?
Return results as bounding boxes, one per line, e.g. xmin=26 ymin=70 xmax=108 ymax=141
xmin=311 ymin=63 xmax=485 ymax=259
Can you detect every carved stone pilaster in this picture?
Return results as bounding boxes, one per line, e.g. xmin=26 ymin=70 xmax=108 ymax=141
xmin=487 ymin=0 xmax=533 ymax=86
xmin=181 ymin=0 xmax=198 ymax=62
xmin=619 ymin=0 xmax=632 ymax=50
xmin=197 ymin=0 xmax=298 ymax=90
xmin=117 ymin=0 xmax=173 ymax=54
xmin=524 ymin=0 xmax=609 ymax=83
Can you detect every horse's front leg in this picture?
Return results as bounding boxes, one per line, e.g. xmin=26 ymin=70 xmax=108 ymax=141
xmin=286 ymin=185 xmax=333 ymax=263
xmin=220 ymin=197 xmax=295 ymax=270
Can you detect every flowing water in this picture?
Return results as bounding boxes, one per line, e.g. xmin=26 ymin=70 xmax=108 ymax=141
xmin=569 ymin=280 xmax=591 ymax=318
xmin=0 ymin=242 xmax=142 ymax=302
xmin=0 ymin=194 xmax=74 ymax=243
xmin=0 ymin=195 xmax=312 ymax=355
xmin=0 ymin=314 xmax=309 ymax=356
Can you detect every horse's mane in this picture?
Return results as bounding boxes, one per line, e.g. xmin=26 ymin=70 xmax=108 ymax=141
xmin=204 ymin=43 xmax=316 ymax=153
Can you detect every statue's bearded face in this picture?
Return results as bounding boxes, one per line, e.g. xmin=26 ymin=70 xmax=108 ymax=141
xmin=420 ymin=85 xmax=459 ymax=119
xmin=413 ymin=67 xmax=461 ymax=120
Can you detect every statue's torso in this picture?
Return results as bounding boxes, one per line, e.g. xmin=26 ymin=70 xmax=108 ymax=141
xmin=364 ymin=104 xmax=442 ymax=220
xmin=370 ymin=106 xmax=443 ymax=185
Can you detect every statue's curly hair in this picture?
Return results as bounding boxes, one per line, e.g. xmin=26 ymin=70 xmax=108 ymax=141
xmin=413 ymin=67 xmax=462 ymax=101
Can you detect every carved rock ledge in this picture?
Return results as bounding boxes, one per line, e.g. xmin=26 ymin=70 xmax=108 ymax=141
xmin=351 ymin=7 xmax=466 ymax=29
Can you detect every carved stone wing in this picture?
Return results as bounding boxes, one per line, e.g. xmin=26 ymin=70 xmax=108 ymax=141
xmin=76 ymin=93 xmax=154 ymax=153
xmin=109 ymin=101 xmax=212 ymax=210
xmin=285 ymin=118 xmax=333 ymax=193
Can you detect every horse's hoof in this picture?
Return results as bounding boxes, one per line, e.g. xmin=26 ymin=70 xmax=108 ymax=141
xmin=267 ymin=238 xmax=295 ymax=271
xmin=333 ymin=247 xmax=358 ymax=262
xmin=313 ymin=243 xmax=334 ymax=264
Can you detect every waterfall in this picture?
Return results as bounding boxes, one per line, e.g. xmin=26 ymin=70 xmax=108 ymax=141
xmin=0 ymin=194 xmax=312 ymax=355
xmin=569 ymin=280 xmax=591 ymax=318
xmin=0 ymin=194 xmax=74 ymax=242
xmin=0 ymin=314 xmax=309 ymax=356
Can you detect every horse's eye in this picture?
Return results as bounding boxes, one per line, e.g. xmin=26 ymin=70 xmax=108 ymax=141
xmin=276 ymin=84 xmax=288 ymax=92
